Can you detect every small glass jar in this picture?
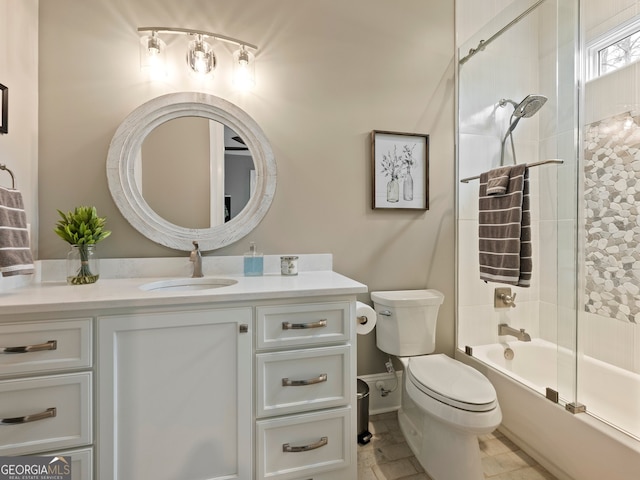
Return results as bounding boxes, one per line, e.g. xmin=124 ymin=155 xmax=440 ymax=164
xmin=66 ymin=244 xmax=100 ymax=285
xmin=280 ymin=256 xmax=299 ymax=276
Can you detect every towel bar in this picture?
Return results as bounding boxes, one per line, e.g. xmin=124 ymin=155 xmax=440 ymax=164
xmin=0 ymin=164 xmax=15 ymax=189
xmin=460 ymin=159 xmax=564 ymax=183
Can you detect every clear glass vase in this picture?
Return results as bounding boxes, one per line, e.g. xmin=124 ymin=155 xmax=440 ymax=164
xmin=403 ymin=171 xmax=414 ymax=201
xmin=387 ymin=178 xmax=399 ymax=203
xmin=66 ymin=244 xmax=100 ymax=285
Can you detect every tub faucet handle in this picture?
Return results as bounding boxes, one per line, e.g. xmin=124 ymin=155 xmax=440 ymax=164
xmin=495 ymin=287 xmax=517 ymax=308
xmin=502 ymin=292 xmax=517 ymax=307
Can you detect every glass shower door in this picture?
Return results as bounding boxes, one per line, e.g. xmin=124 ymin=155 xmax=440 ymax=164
xmin=456 ymin=0 xmax=579 ymax=407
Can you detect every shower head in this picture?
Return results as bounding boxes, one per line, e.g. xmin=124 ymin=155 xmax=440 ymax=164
xmin=512 ymin=94 xmax=547 ymax=118
xmin=503 ymin=94 xmax=548 ymax=134
xmin=499 ymin=94 xmax=548 ymax=165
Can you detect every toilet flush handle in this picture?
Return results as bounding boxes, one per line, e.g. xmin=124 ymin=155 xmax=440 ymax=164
xmin=379 ymin=310 xmax=392 ymax=317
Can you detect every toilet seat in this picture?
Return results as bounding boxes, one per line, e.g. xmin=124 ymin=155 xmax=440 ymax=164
xmin=407 ymin=354 xmax=497 ymax=412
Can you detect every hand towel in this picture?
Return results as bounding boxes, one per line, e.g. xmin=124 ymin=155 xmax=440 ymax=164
xmin=478 ymin=164 xmax=531 ymax=287
xmin=0 ymin=186 xmax=34 ymax=277
xmin=485 ymin=166 xmax=512 ymax=195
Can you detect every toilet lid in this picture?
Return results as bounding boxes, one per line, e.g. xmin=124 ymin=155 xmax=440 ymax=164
xmin=407 ymin=354 xmax=498 ymax=412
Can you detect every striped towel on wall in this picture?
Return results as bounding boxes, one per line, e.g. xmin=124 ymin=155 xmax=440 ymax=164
xmin=0 ymin=186 xmax=34 ymax=277
xmin=478 ymin=164 xmax=531 ymax=287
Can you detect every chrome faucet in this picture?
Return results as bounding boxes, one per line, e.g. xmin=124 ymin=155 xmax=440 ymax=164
xmin=498 ymin=323 xmax=531 ymax=342
xmin=190 ymin=241 xmax=203 ymax=278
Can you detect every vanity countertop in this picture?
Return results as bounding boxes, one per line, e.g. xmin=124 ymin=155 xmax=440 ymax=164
xmin=0 ymin=255 xmax=367 ymax=316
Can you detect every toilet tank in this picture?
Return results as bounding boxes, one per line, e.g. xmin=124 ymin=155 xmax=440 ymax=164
xmin=371 ymin=289 xmax=444 ymax=356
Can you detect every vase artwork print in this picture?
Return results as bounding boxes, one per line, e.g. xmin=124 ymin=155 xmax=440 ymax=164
xmin=372 ymin=130 xmax=428 ymax=210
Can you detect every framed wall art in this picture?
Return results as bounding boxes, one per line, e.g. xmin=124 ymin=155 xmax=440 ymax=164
xmin=371 ymin=130 xmax=428 ymax=210
xmin=0 ymin=84 xmax=7 ymax=134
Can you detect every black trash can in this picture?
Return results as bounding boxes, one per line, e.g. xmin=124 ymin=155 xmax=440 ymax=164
xmin=357 ymin=378 xmax=372 ymax=444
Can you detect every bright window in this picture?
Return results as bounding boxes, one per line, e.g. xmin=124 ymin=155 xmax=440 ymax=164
xmin=587 ymin=15 xmax=640 ymax=80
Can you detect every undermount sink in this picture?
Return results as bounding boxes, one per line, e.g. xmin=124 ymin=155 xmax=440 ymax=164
xmin=140 ymin=277 xmax=238 ymax=292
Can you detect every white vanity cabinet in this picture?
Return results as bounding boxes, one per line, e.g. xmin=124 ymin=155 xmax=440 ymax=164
xmin=0 ymin=318 xmax=93 ymax=473
xmin=0 ymin=263 xmax=366 ymax=480
xmin=97 ymin=306 xmax=253 ymax=480
xmin=255 ymin=301 xmax=356 ymax=480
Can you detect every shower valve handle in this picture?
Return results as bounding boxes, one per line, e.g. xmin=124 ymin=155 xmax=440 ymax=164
xmin=500 ymin=292 xmax=517 ymax=307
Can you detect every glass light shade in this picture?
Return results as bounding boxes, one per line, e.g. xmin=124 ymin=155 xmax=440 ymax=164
xmin=232 ymin=47 xmax=256 ymax=90
xmin=187 ymin=35 xmax=216 ymax=76
xmin=139 ymin=34 xmax=167 ymax=79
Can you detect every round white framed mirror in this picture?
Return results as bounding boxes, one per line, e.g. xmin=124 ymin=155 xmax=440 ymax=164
xmin=106 ymin=92 xmax=276 ymax=251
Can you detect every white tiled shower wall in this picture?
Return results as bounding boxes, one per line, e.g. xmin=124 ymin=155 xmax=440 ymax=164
xmin=581 ymin=0 xmax=640 ymax=373
xmin=457 ymin=0 xmax=568 ymax=350
xmin=457 ymin=0 xmax=640 ymax=375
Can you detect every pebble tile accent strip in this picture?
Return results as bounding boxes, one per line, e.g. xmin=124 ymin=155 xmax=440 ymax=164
xmin=584 ymin=112 xmax=640 ymax=323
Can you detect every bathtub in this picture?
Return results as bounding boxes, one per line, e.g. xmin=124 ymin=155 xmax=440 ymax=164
xmin=456 ymin=338 xmax=640 ymax=480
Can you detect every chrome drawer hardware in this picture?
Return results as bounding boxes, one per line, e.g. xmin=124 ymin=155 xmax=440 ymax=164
xmin=282 ymin=436 xmax=328 ymax=453
xmin=282 ymin=373 xmax=328 ymax=387
xmin=282 ymin=319 xmax=327 ymax=330
xmin=1 ymin=407 xmax=57 ymax=425
xmin=0 ymin=340 xmax=57 ymax=354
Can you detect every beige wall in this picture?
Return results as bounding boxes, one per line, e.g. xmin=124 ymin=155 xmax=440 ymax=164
xmin=37 ymin=0 xmax=455 ymax=375
xmin=0 ymin=0 xmax=38 ymax=256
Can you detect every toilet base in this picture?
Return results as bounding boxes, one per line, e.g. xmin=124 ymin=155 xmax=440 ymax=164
xmin=398 ymin=407 xmax=485 ymax=480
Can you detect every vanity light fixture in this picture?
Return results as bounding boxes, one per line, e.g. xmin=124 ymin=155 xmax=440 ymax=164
xmin=187 ymin=34 xmax=216 ymax=76
xmin=138 ymin=27 xmax=258 ymax=87
xmin=232 ymin=45 xmax=255 ymax=89
xmin=139 ymin=31 xmax=167 ymax=79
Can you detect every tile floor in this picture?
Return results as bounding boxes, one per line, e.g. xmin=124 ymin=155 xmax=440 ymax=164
xmin=358 ymin=412 xmax=558 ymax=480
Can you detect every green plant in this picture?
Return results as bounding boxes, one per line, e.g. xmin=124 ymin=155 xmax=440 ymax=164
xmin=54 ymin=206 xmax=111 ymax=285
xmin=54 ymin=206 xmax=111 ymax=245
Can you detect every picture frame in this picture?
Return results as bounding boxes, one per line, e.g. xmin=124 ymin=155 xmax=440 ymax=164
xmin=371 ymin=130 xmax=428 ymax=210
xmin=0 ymin=84 xmax=6 ymax=134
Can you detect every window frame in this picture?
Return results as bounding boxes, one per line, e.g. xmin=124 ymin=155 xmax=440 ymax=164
xmin=586 ymin=14 xmax=640 ymax=81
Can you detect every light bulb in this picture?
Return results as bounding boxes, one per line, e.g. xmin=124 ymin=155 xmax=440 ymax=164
xmin=140 ymin=32 xmax=167 ymax=79
xmin=187 ymin=34 xmax=216 ymax=77
xmin=233 ymin=46 xmax=255 ymax=90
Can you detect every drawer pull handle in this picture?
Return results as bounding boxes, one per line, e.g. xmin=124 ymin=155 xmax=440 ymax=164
xmin=0 ymin=340 xmax=57 ymax=354
xmin=1 ymin=407 xmax=57 ymax=425
xmin=282 ymin=373 xmax=328 ymax=387
xmin=282 ymin=319 xmax=327 ymax=330
xmin=283 ymin=436 xmax=328 ymax=453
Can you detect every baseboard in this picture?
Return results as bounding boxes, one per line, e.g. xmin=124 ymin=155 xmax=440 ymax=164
xmin=357 ymin=371 xmax=403 ymax=415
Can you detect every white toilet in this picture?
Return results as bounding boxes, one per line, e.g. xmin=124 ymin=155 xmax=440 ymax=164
xmin=371 ymin=289 xmax=501 ymax=480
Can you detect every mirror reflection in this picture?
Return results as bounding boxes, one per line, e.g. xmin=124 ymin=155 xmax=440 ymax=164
xmin=139 ymin=117 xmax=255 ymax=229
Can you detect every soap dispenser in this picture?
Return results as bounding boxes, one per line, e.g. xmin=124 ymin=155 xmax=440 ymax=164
xmin=244 ymin=242 xmax=264 ymax=276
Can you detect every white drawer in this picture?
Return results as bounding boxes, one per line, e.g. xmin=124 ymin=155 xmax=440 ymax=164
xmin=256 ymin=407 xmax=350 ymax=480
xmin=257 ymin=345 xmax=351 ymax=417
xmin=0 ymin=372 xmax=92 ymax=455
xmin=0 ymin=319 xmax=92 ymax=377
xmin=256 ymin=302 xmax=351 ymax=350
xmin=42 ymin=447 xmax=93 ymax=480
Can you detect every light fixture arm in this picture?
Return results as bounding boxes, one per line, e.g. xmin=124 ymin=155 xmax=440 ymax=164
xmin=137 ymin=27 xmax=258 ymax=51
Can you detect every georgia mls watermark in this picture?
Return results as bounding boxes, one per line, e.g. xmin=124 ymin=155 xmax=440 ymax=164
xmin=0 ymin=456 xmax=71 ymax=480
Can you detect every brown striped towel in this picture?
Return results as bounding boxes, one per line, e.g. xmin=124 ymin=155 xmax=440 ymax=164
xmin=0 ymin=187 xmax=34 ymax=277
xmin=478 ymin=164 xmax=531 ymax=287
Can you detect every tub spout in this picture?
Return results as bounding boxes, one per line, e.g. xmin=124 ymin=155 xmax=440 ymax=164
xmin=498 ymin=323 xmax=531 ymax=342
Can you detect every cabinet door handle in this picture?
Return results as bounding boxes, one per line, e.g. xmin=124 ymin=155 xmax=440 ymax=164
xmin=1 ymin=407 xmax=57 ymax=425
xmin=282 ymin=319 xmax=327 ymax=330
xmin=282 ymin=373 xmax=327 ymax=387
xmin=0 ymin=340 xmax=57 ymax=354
xmin=283 ymin=436 xmax=328 ymax=453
